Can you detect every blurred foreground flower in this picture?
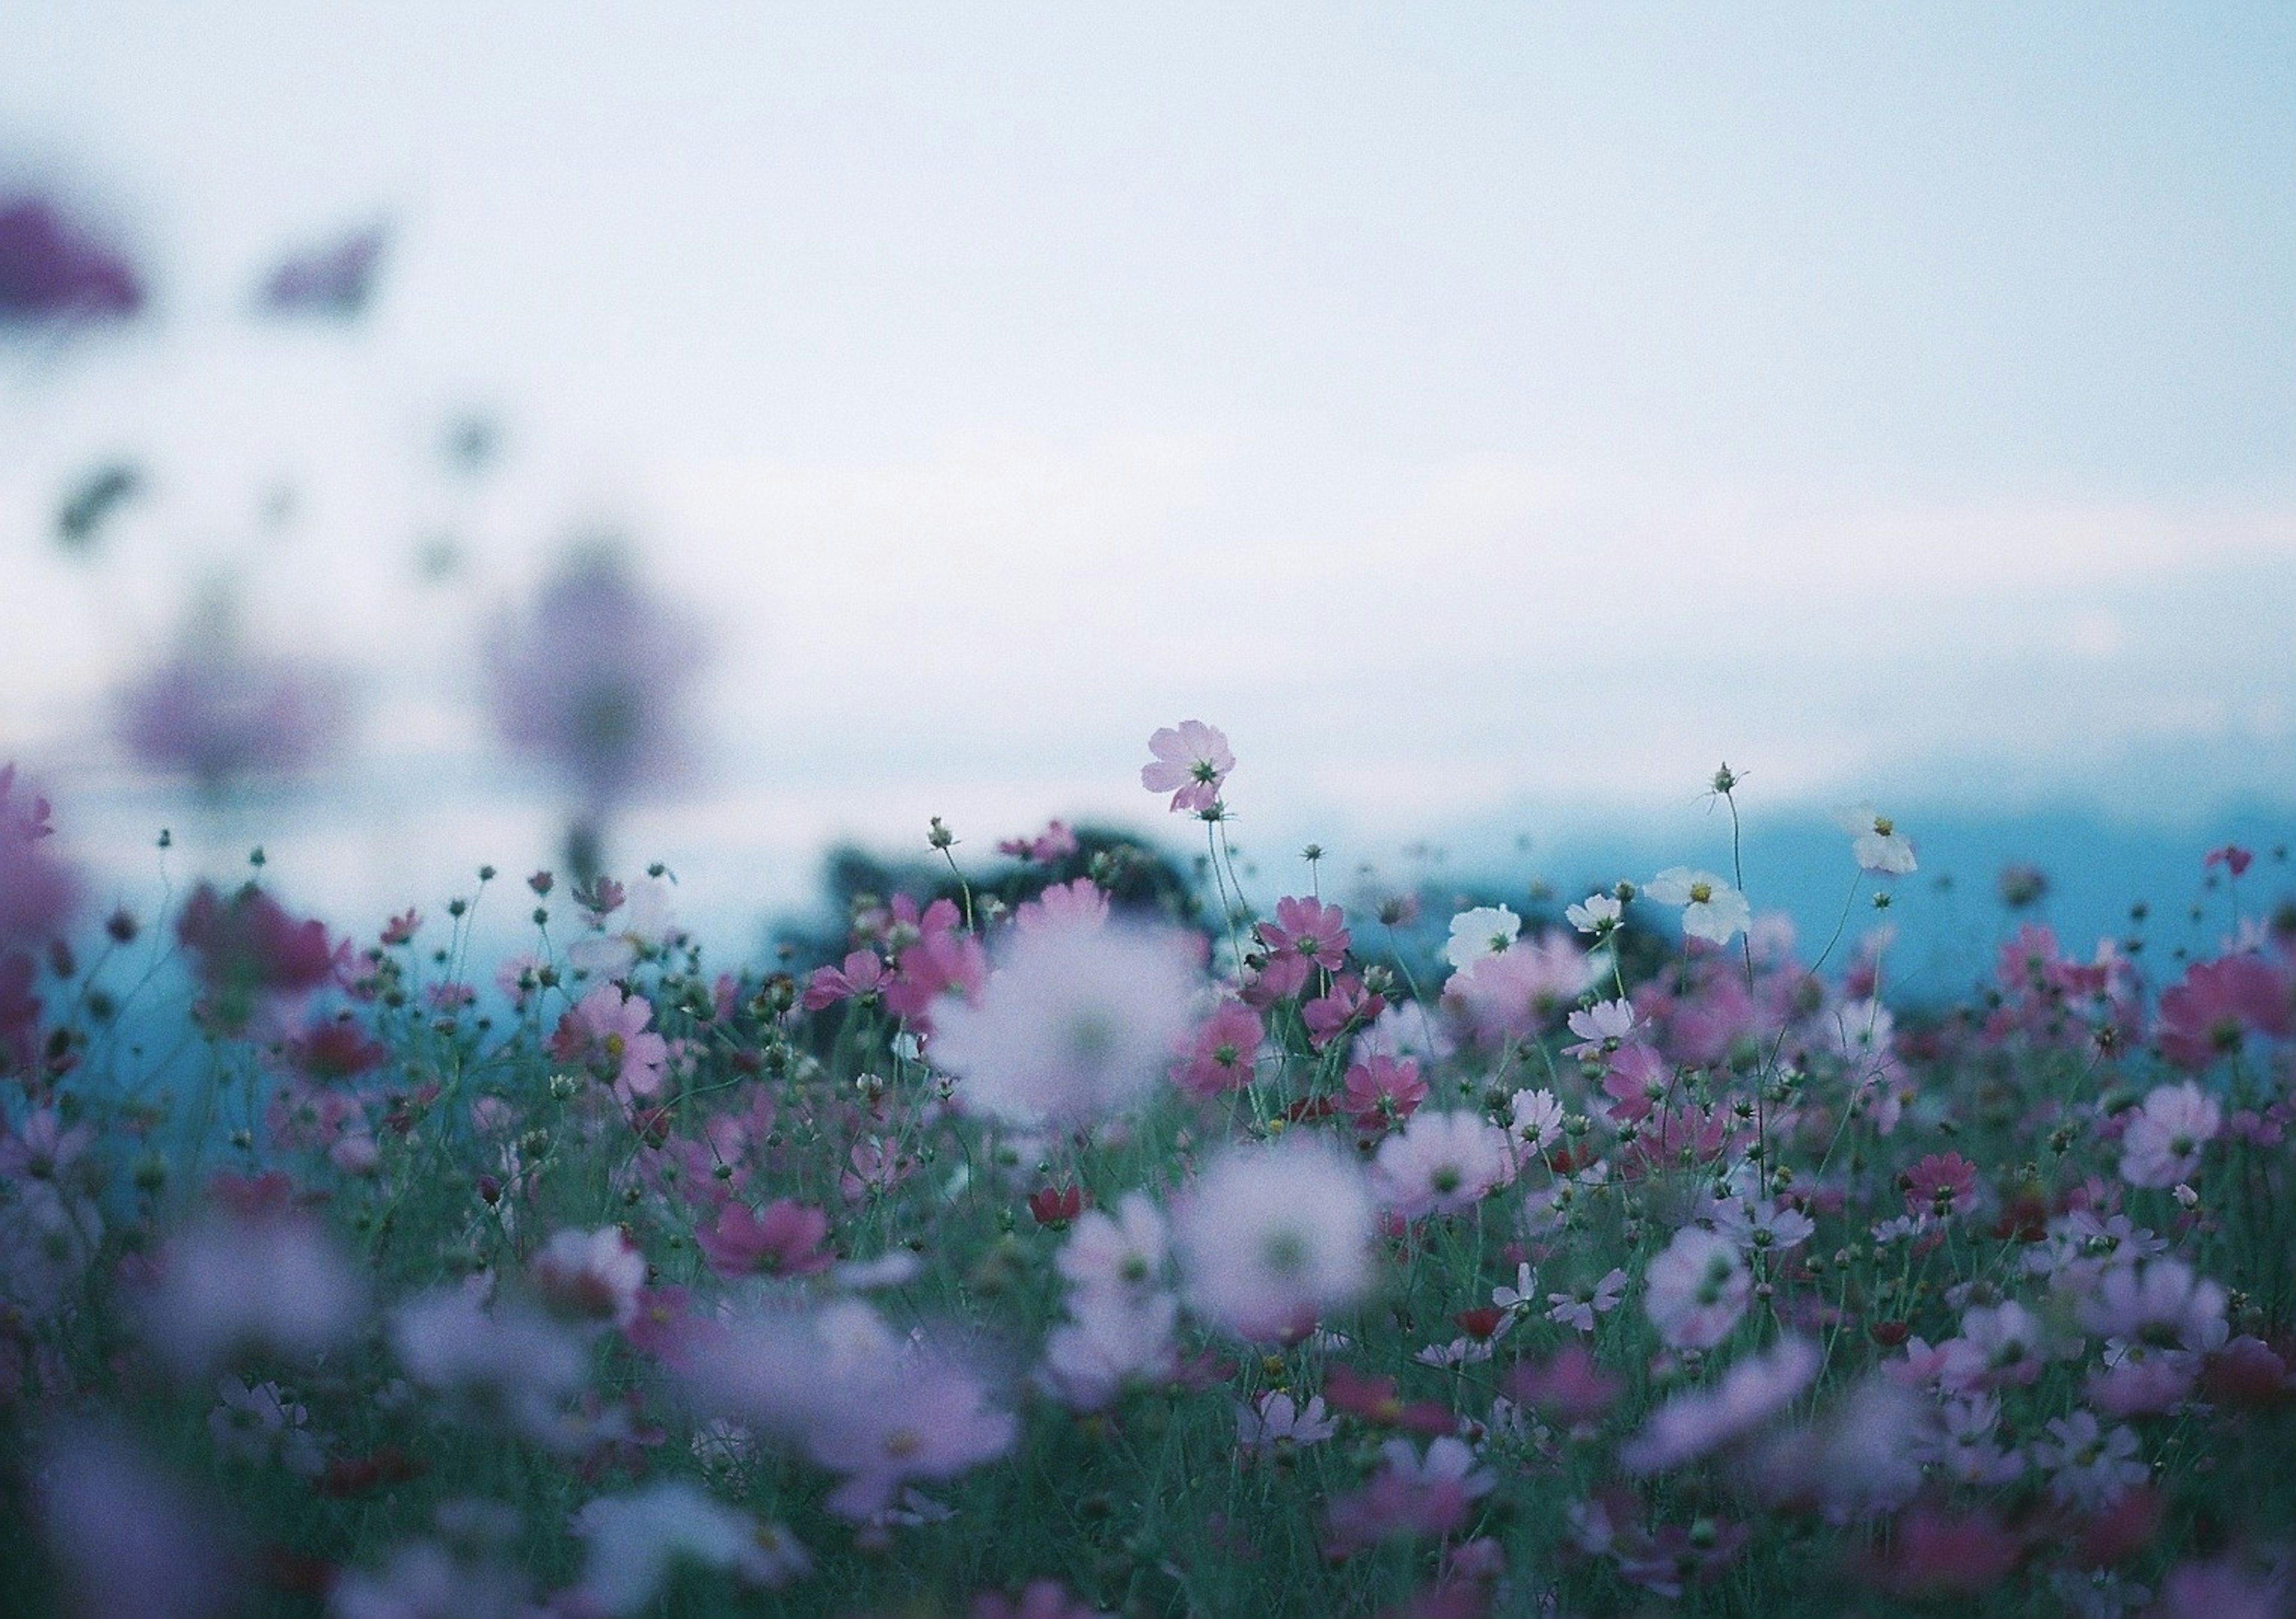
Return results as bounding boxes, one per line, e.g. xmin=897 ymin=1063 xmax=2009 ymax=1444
xmin=487 ymin=546 xmax=707 ymax=882
xmin=0 ymin=193 xmax=144 ymax=323
xmin=254 ymin=221 xmax=388 ymax=320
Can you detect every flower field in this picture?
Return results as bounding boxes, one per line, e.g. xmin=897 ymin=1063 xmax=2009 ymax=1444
xmin=2 ymin=731 xmax=2292 ymax=1618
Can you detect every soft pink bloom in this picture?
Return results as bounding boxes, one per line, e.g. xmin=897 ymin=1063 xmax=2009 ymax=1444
xmin=2032 ymin=1409 xmax=2147 ymax=1510
xmin=548 ymin=985 xmax=669 ymax=1100
xmin=1253 ymin=895 xmax=1349 ymax=1000
xmin=1056 ymin=1192 xmax=1170 ymax=1298
xmin=1620 ymin=1337 xmax=1819 ymax=1472
xmin=1902 ymin=1151 xmax=1979 ymax=1217
xmin=0 ymin=763 xmax=76 ymax=948
xmin=34 ymin=1426 xmax=232 ymax=1619
xmin=139 ymin=1205 xmax=366 ymax=1377
xmin=176 ymin=882 xmax=338 ymax=1029
xmin=1342 ymin=1055 xmax=1428 ymax=1132
xmin=1014 ymin=876 xmax=1109 ymax=934
xmin=1174 ymin=1137 xmax=1375 ymax=1341
xmin=2120 ymin=1081 xmax=2223 ymax=1188
xmin=803 ymin=948 xmax=888 ymax=1010
xmin=2075 ymin=1256 xmax=2228 ymax=1354
xmin=1302 ymin=972 xmax=1385 ymax=1049
xmin=1323 ymin=1436 xmax=1492 ymax=1555
xmin=531 ymin=1227 xmax=648 ymax=1328
xmin=971 ymin=1580 xmax=1111 ymax=1619
xmin=389 ymin=1284 xmax=590 ymax=1452
xmin=931 ymin=912 xmax=1199 ymax=1125
xmin=1042 ymin=1289 xmax=1178 ymax=1409
xmin=1372 ymin=1110 xmax=1513 ymax=1219
xmin=1642 ymin=1226 xmax=1748 ymax=1350
xmin=2155 ymin=954 xmax=2291 ymax=1070
xmin=1444 ymin=932 xmax=1597 ymax=1046
xmin=997 ymin=818 xmax=1081 ymax=865
xmin=1140 ymin=720 xmax=1234 ymax=814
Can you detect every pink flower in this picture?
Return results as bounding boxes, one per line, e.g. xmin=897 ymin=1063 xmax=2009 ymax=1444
xmin=139 ymin=1203 xmax=366 ymax=1377
xmin=1140 ymin=720 xmax=1234 ymax=814
xmin=1173 ymin=999 xmax=1263 ymax=1098
xmin=971 ymin=1580 xmax=1110 ymax=1619
xmin=0 ymin=763 xmax=76 ymax=949
xmin=1619 ymin=1337 xmax=1819 ymax=1473
xmin=695 ymin=1199 xmax=834 ymax=1279
xmin=1342 ymin=1055 xmax=1427 ymax=1132
xmin=548 ymin=985 xmax=668 ymax=1100
xmin=531 ymin=1227 xmax=648 ymax=1328
xmin=803 ymin=948 xmax=888 ymax=1011
xmin=996 ymin=820 xmax=1080 ymax=865
xmin=2119 ymin=1081 xmax=2222 ymax=1188
xmin=1013 ymin=876 xmax=1109 ymax=934
xmin=1323 ymin=1437 xmax=1492 ymax=1556
xmin=176 ymin=883 xmax=338 ymax=1031
xmin=2155 ymin=955 xmax=2289 ymax=1070
xmin=1303 ymin=972 xmax=1385 ymax=1049
xmin=1902 ymin=1151 xmax=1979 ymax=1217
xmin=1444 ymin=933 xmax=1597 ymax=1046
xmin=1642 ymin=1226 xmax=1748 ymax=1351
xmin=2204 ymin=844 xmax=2254 ymax=878
xmin=1371 ymin=1110 xmax=1513 ymax=1219
xmin=1254 ymin=896 xmax=1349 ymax=999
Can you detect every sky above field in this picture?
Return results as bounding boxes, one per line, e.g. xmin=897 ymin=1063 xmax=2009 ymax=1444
xmin=1 ymin=4 xmax=2292 ymax=918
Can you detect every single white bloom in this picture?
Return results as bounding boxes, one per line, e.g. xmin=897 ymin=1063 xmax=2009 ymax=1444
xmin=1443 ymin=906 xmax=1521 ymax=972
xmin=1566 ymin=892 xmax=1623 ymax=936
xmin=1836 ymin=804 xmax=1918 ymax=876
xmin=1646 ymin=868 xmax=1752 ymax=946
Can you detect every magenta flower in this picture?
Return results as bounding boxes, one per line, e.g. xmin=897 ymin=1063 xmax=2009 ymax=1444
xmin=1341 ymin=1055 xmax=1427 ymax=1132
xmin=1140 ymin=720 xmax=1234 ymax=814
xmin=2155 ymin=954 xmax=2291 ymax=1070
xmin=1172 ymin=999 xmax=1263 ymax=1099
xmin=0 ymin=195 xmax=144 ymax=322
xmin=255 ymin=221 xmax=388 ymax=320
xmin=695 ymin=1199 xmax=834 ymax=1279
xmin=1901 ymin=1151 xmax=1979 ymax=1218
xmin=804 ymin=948 xmax=889 ymax=1010
xmin=176 ymin=883 xmax=338 ymax=1033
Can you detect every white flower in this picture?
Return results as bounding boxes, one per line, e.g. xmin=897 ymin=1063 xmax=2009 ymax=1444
xmin=1443 ymin=906 xmax=1521 ymax=972
xmin=1835 ymin=805 xmax=1918 ymax=876
xmin=1620 ymin=1337 xmax=1820 ymax=1473
xmin=1507 ymin=1088 xmax=1565 ymax=1154
xmin=1370 ymin=1110 xmax=1515 ymax=1218
xmin=1057 ymin=1192 xmax=1170 ymax=1300
xmin=2032 ymin=1410 xmax=2147 ymax=1511
xmin=572 ymin=1480 xmax=809 ymax=1612
xmin=1174 ymin=1137 xmax=1375 ymax=1342
xmin=931 ymin=914 xmax=1201 ymax=1126
xmin=1565 ymin=892 xmax=1623 ymax=937
xmin=1547 ymin=1267 xmax=1628 ymax=1333
xmin=1236 ymin=1390 xmax=1335 ymax=1453
xmin=1492 ymin=1262 xmax=1540 ymax=1313
xmin=1645 ymin=868 xmax=1751 ymax=946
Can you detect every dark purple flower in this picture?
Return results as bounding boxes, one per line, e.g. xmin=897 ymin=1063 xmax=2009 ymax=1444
xmin=0 ymin=195 xmax=144 ymax=323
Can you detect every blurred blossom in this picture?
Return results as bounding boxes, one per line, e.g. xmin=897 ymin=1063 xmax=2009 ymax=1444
xmin=0 ymin=194 xmax=144 ymax=323
xmin=255 ymin=221 xmax=389 ymax=320
xmin=176 ymin=882 xmax=338 ymax=1033
xmin=35 ymin=1425 xmax=236 ymax=1619
xmin=486 ymin=546 xmax=708 ymax=875
xmin=932 ymin=910 xmax=1200 ymax=1128
xmin=117 ymin=588 xmax=352 ymax=791
xmin=0 ymin=763 xmax=77 ymax=948
xmin=139 ymin=1200 xmax=366 ymax=1377
xmin=572 ymin=1480 xmax=810 ymax=1612
xmin=1173 ymin=1135 xmax=1375 ymax=1342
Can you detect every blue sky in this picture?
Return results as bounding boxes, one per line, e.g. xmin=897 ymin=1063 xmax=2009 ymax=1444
xmin=1 ymin=4 xmax=2291 ymax=922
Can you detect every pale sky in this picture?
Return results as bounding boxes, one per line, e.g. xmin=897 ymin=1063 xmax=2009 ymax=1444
xmin=1 ymin=3 xmax=2291 ymax=922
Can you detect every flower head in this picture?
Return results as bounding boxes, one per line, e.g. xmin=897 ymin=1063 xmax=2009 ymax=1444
xmin=1140 ymin=720 xmax=1234 ymax=814
xmin=1174 ymin=1137 xmax=1375 ymax=1341
xmin=1647 ymin=869 xmax=1752 ymax=946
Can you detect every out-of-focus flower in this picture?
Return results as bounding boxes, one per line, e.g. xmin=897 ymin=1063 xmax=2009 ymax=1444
xmin=695 ymin=1199 xmax=833 ymax=1279
xmin=691 ymin=1300 xmax=1017 ymax=1519
xmin=0 ymin=194 xmax=144 ymax=322
xmin=2032 ymin=1410 xmax=2147 ymax=1510
xmin=0 ymin=763 xmax=76 ymax=948
xmin=1370 ymin=1110 xmax=1513 ymax=1219
xmin=1172 ymin=998 xmax=1263 ymax=1099
xmin=255 ymin=221 xmax=388 ymax=320
xmin=35 ymin=1425 xmax=235 ymax=1619
xmin=1620 ymin=1337 xmax=1820 ymax=1473
xmin=1173 ymin=1136 xmax=1375 ymax=1341
xmin=176 ymin=882 xmax=337 ymax=1033
xmin=570 ymin=1480 xmax=809 ymax=1612
xmin=1646 ymin=869 xmax=1752 ymax=946
xmin=1236 ymin=1389 xmax=1336 ymax=1453
xmin=970 ymin=1581 xmax=1112 ymax=1619
xmin=530 ymin=1226 xmax=647 ymax=1329
xmin=389 ymin=1284 xmax=591 ymax=1452
xmin=2154 ymin=956 xmax=2289 ymax=1071
xmin=1342 ymin=1054 xmax=1428 ymax=1132
xmin=138 ymin=1200 xmax=365 ymax=1378
xmin=1444 ymin=931 xmax=1598 ymax=1045
xmin=329 ymin=1499 xmax=533 ymax=1619
xmin=2119 ymin=1081 xmax=2224 ymax=1188
xmin=1140 ymin=720 xmax=1233 ymax=814
xmin=487 ymin=546 xmax=708 ymax=818
xmin=931 ymin=911 xmax=1199 ymax=1127
xmin=1642 ymin=1225 xmax=1748 ymax=1350
xmin=117 ymin=586 xmax=352 ymax=791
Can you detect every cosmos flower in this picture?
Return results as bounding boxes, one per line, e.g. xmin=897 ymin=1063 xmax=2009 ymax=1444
xmin=1642 ymin=1226 xmax=1748 ymax=1350
xmin=1836 ymin=805 xmax=1918 ymax=876
xmin=1443 ymin=905 xmax=1520 ymax=972
xmin=0 ymin=194 xmax=144 ymax=322
xmin=1140 ymin=720 xmax=1234 ymax=814
xmin=1645 ymin=869 xmax=1752 ymax=946
xmin=931 ymin=911 xmax=1199 ymax=1126
xmin=1173 ymin=1136 xmax=1375 ymax=1342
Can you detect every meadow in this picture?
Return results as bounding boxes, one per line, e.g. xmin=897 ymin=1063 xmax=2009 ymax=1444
xmin=1 ymin=727 xmax=2291 ymax=1618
